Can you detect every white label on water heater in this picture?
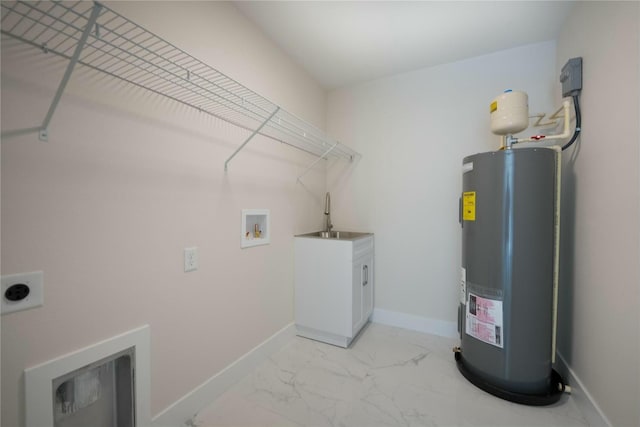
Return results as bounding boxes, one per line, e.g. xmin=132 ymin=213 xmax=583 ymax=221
xmin=462 ymin=162 xmax=474 ymax=174
xmin=466 ymin=293 xmax=504 ymax=348
xmin=460 ymin=268 xmax=466 ymax=304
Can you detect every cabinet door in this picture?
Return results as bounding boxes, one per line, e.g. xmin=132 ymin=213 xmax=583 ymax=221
xmin=362 ymin=253 xmax=374 ymax=319
xmin=351 ymin=260 xmax=364 ymax=335
xmin=352 ymin=252 xmax=374 ymax=335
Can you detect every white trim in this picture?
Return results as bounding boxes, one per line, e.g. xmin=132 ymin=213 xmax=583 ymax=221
xmin=152 ymin=323 xmax=296 ymax=427
xmin=371 ymin=308 xmax=458 ymax=338
xmin=24 ymin=325 xmax=151 ymax=427
xmin=556 ymin=352 xmax=612 ymax=427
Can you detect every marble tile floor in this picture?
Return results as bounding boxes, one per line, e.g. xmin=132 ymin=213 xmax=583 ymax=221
xmin=191 ymin=323 xmax=590 ymax=427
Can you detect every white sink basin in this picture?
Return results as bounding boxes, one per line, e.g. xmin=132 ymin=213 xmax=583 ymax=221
xmin=296 ymin=231 xmax=372 ymax=240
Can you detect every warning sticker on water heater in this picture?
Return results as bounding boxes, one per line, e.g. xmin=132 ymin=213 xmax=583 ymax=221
xmin=466 ymin=293 xmax=503 ymax=348
xmin=462 ymin=192 xmax=476 ymax=221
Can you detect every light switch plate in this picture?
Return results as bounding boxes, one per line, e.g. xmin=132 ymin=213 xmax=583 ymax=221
xmin=184 ymin=247 xmax=198 ymax=272
xmin=1 ymin=271 xmax=44 ymax=315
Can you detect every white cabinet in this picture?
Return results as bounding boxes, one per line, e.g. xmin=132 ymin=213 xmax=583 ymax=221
xmin=294 ymin=234 xmax=374 ymax=347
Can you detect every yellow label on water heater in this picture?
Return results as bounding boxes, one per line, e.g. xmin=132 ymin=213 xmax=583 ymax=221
xmin=490 ymin=101 xmax=498 ymax=113
xmin=463 ymin=191 xmax=476 ymax=221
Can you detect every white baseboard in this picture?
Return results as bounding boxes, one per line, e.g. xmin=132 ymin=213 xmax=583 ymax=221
xmin=152 ymin=323 xmax=296 ymax=427
xmin=371 ymin=308 xmax=458 ymax=338
xmin=556 ymin=352 xmax=611 ymax=427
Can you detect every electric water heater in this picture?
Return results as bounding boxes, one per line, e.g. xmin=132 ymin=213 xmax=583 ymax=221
xmin=455 ymin=147 xmax=565 ymax=405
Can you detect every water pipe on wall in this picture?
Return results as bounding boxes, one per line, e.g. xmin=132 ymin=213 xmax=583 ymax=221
xmin=505 ymin=100 xmax=572 ymax=148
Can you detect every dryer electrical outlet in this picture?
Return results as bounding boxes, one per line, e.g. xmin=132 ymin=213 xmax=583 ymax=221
xmin=1 ymin=271 xmax=44 ymax=315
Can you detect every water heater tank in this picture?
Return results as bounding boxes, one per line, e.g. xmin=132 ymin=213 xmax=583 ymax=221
xmin=456 ymin=147 xmax=564 ymax=405
xmin=490 ymin=90 xmax=529 ymax=135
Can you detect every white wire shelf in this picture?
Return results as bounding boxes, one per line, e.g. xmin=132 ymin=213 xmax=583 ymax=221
xmin=0 ymin=1 xmax=358 ymax=170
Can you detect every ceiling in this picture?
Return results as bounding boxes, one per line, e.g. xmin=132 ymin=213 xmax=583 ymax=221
xmin=234 ymin=1 xmax=575 ymax=90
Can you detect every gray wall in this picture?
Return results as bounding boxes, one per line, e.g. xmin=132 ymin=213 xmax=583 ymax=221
xmin=556 ymin=2 xmax=640 ymax=426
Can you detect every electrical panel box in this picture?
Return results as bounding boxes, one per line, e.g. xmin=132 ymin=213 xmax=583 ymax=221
xmin=560 ymin=57 xmax=582 ymax=98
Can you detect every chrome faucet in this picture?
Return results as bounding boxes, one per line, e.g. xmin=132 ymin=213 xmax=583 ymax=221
xmin=324 ymin=192 xmax=333 ymax=232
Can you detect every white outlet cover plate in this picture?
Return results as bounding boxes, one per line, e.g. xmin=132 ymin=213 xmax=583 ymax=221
xmin=184 ymin=247 xmax=198 ymax=272
xmin=1 ymin=271 xmax=44 ymax=315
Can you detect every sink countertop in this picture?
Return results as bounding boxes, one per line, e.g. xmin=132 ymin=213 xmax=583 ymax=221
xmin=295 ymin=231 xmax=373 ymax=241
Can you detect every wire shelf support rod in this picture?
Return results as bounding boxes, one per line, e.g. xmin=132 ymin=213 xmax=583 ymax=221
xmin=224 ymin=106 xmax=281 ymax=172
xmin=39 ymin=2 xmax=103 ymax=141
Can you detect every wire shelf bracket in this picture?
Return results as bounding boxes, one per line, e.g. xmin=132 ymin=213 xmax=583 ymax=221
xmin=224 ymin=106 xmax=280 ymax=172
xmin=0 ymin=0 xmax=359 ymax=171
xmin=297 ymin=142 xmax=338 ymax=181
xmin=39 ymin=2 xmax=102 ymax=141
